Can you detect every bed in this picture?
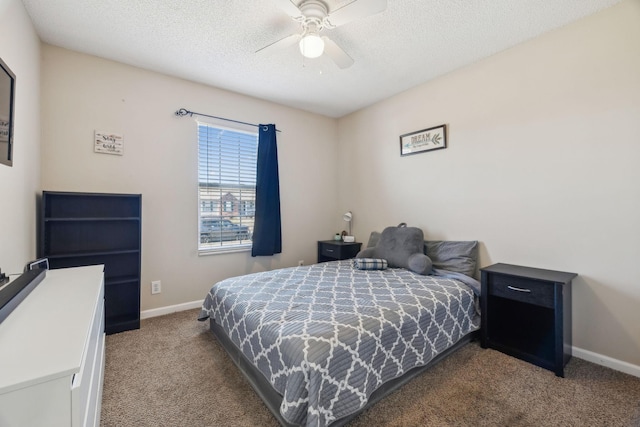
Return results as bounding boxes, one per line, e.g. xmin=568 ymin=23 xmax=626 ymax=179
xmin=198 ymin=237 xmax=480 ymax=427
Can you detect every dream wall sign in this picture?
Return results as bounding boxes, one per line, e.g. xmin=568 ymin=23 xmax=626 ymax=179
xmin=399 ymin=124 xmax=447 ymax=156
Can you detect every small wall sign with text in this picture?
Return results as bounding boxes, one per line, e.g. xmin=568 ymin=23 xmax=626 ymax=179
xmin=94 ymin=131 xmax=124 ymax=155
xmin=400 ymin=124 xmax=447 ymax=156
xmin=0 ymin=115 xmax=8 ymax=143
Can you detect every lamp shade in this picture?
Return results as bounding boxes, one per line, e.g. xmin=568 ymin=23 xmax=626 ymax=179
xmin=299 ymin=34 xmax=324 ymax=58
xmin=343 ymin=211 xmax=353 ymax=237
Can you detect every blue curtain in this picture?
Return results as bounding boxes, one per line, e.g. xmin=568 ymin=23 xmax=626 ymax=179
xmin=251 ymin=124 xmax=282 ymax=256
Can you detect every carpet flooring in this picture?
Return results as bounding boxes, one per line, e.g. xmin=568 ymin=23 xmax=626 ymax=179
xmin=100 ymin=309 xmax=640 ymax=426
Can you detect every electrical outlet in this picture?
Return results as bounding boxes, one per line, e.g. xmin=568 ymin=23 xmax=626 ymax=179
xmin=298 ymin=260 xmax=304 ymax=266
xmin=151 ymin=280 xmax=161 ymax=294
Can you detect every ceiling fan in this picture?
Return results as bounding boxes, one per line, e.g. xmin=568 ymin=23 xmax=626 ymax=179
xmin=257 ymin=0 xmax=387 ymax=69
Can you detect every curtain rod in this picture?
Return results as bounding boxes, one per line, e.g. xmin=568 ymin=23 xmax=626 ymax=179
xmin=175 ymin=108 xmax=281 ymax=133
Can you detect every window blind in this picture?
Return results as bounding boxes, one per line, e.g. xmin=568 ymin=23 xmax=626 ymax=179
xmin=197 ymin=122 xmax=258 ymax=252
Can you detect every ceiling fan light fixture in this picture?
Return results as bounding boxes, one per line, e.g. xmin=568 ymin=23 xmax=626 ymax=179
xmin=299 ymin=33 xmax=324 ymax=58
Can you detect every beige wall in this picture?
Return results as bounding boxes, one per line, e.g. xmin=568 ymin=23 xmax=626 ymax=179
xmin=338 ymin=0 xmax=640 ymax=367
xmin=40 ymin=46 xmax=339 ymax=310
xmin=0 ymin=0 xmax=41 ymax=273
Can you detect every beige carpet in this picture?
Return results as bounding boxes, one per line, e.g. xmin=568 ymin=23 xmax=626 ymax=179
xmin=100 ymin=309 xmax=640 ymax=427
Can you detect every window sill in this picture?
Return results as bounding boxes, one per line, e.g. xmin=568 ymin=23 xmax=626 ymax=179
xmin=198 ymin=244 xmax=252 ymax=256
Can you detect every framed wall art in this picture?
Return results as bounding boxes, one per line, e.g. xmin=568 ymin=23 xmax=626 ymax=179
xmin=0 ymin=57 xmax=16 ymax=167
xmin=94 ymin=131 xmax=124 ymax=155
xmin=399 ymin=124 xmax=447 ymax=156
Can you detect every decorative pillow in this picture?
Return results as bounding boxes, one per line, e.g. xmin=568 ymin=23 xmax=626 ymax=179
xmin=352 ymin=258 xmax=388 ymax=270
xmin=408 ymin=252 xmax=432 ymax=275
xmin=365 ymin=231 xmax=381 ymax=249
xmin=357 ymin=224 xmax=432 ymax=275
xmin=363 ymin=232 xmax=478 ymax=277
xmin=424 ymin=240 xmax=478 ymax=278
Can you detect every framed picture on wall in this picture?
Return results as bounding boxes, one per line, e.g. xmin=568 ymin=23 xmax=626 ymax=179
xmin=94 ymin=131 xmax=124 ymax=155
xmin=0 ymin=57 xmax=16 ymax=167
xmin=399 ymin=124 xmax=447 ymax=156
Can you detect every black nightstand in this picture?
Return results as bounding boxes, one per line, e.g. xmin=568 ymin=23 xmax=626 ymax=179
xmin=480 ymin=263 xmax=576 ymax=377
xmin=317 ymin=240 xmax=362 ymax=263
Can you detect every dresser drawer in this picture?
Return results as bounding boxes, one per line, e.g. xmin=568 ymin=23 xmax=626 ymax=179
xmin=71 ymin=277 xmax=105 ymax=427
xmin=489 ymin=274 xmax=554 ymax=308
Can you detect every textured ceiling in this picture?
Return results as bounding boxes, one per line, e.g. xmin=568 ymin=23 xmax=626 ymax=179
xmin=21 ymin=0 xmax=621 ymax=118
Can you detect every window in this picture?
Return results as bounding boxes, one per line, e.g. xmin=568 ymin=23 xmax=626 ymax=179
xmin=201 ymin=200 xmax=215 ymax=212
xmin=240 ymin=200 xmax=255 ymax=216
xmin=197 ymin=122 xmax=258 ymax=253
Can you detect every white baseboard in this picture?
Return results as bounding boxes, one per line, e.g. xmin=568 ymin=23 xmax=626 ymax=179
xmin=573 ymin=346 xmax=640 ymax=378
xmin=139 ymin=303 xmax=640 ymax=379
xmin=140 ymin=300 xmax=203 ymax=320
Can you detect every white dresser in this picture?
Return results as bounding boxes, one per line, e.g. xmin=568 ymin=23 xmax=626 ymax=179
xmin=0 ymin=265 xmax=105 ymax=427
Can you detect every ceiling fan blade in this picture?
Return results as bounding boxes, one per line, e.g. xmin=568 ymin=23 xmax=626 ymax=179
xmin=322 ymin=37 xmax=354 ymax=69
xmin=272 ymin=0 xmax=303 ymax=18
xmin=256 ymin=33 xmax=300 ymax=55
xmin=325 ymin=0 xmax=387 ymax=28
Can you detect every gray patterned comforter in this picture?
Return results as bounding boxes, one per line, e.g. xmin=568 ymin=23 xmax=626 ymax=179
xmin=198 ymin=260 xmax=480 ymax=427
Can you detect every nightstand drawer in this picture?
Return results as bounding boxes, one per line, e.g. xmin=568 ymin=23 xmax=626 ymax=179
xmin=317 ymin=241 xmax=362 ymax=263
xmin=489 ymin=275 xmax=554 ymax=308
xmin=321 ymin=245 xmax=340 ymax=258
